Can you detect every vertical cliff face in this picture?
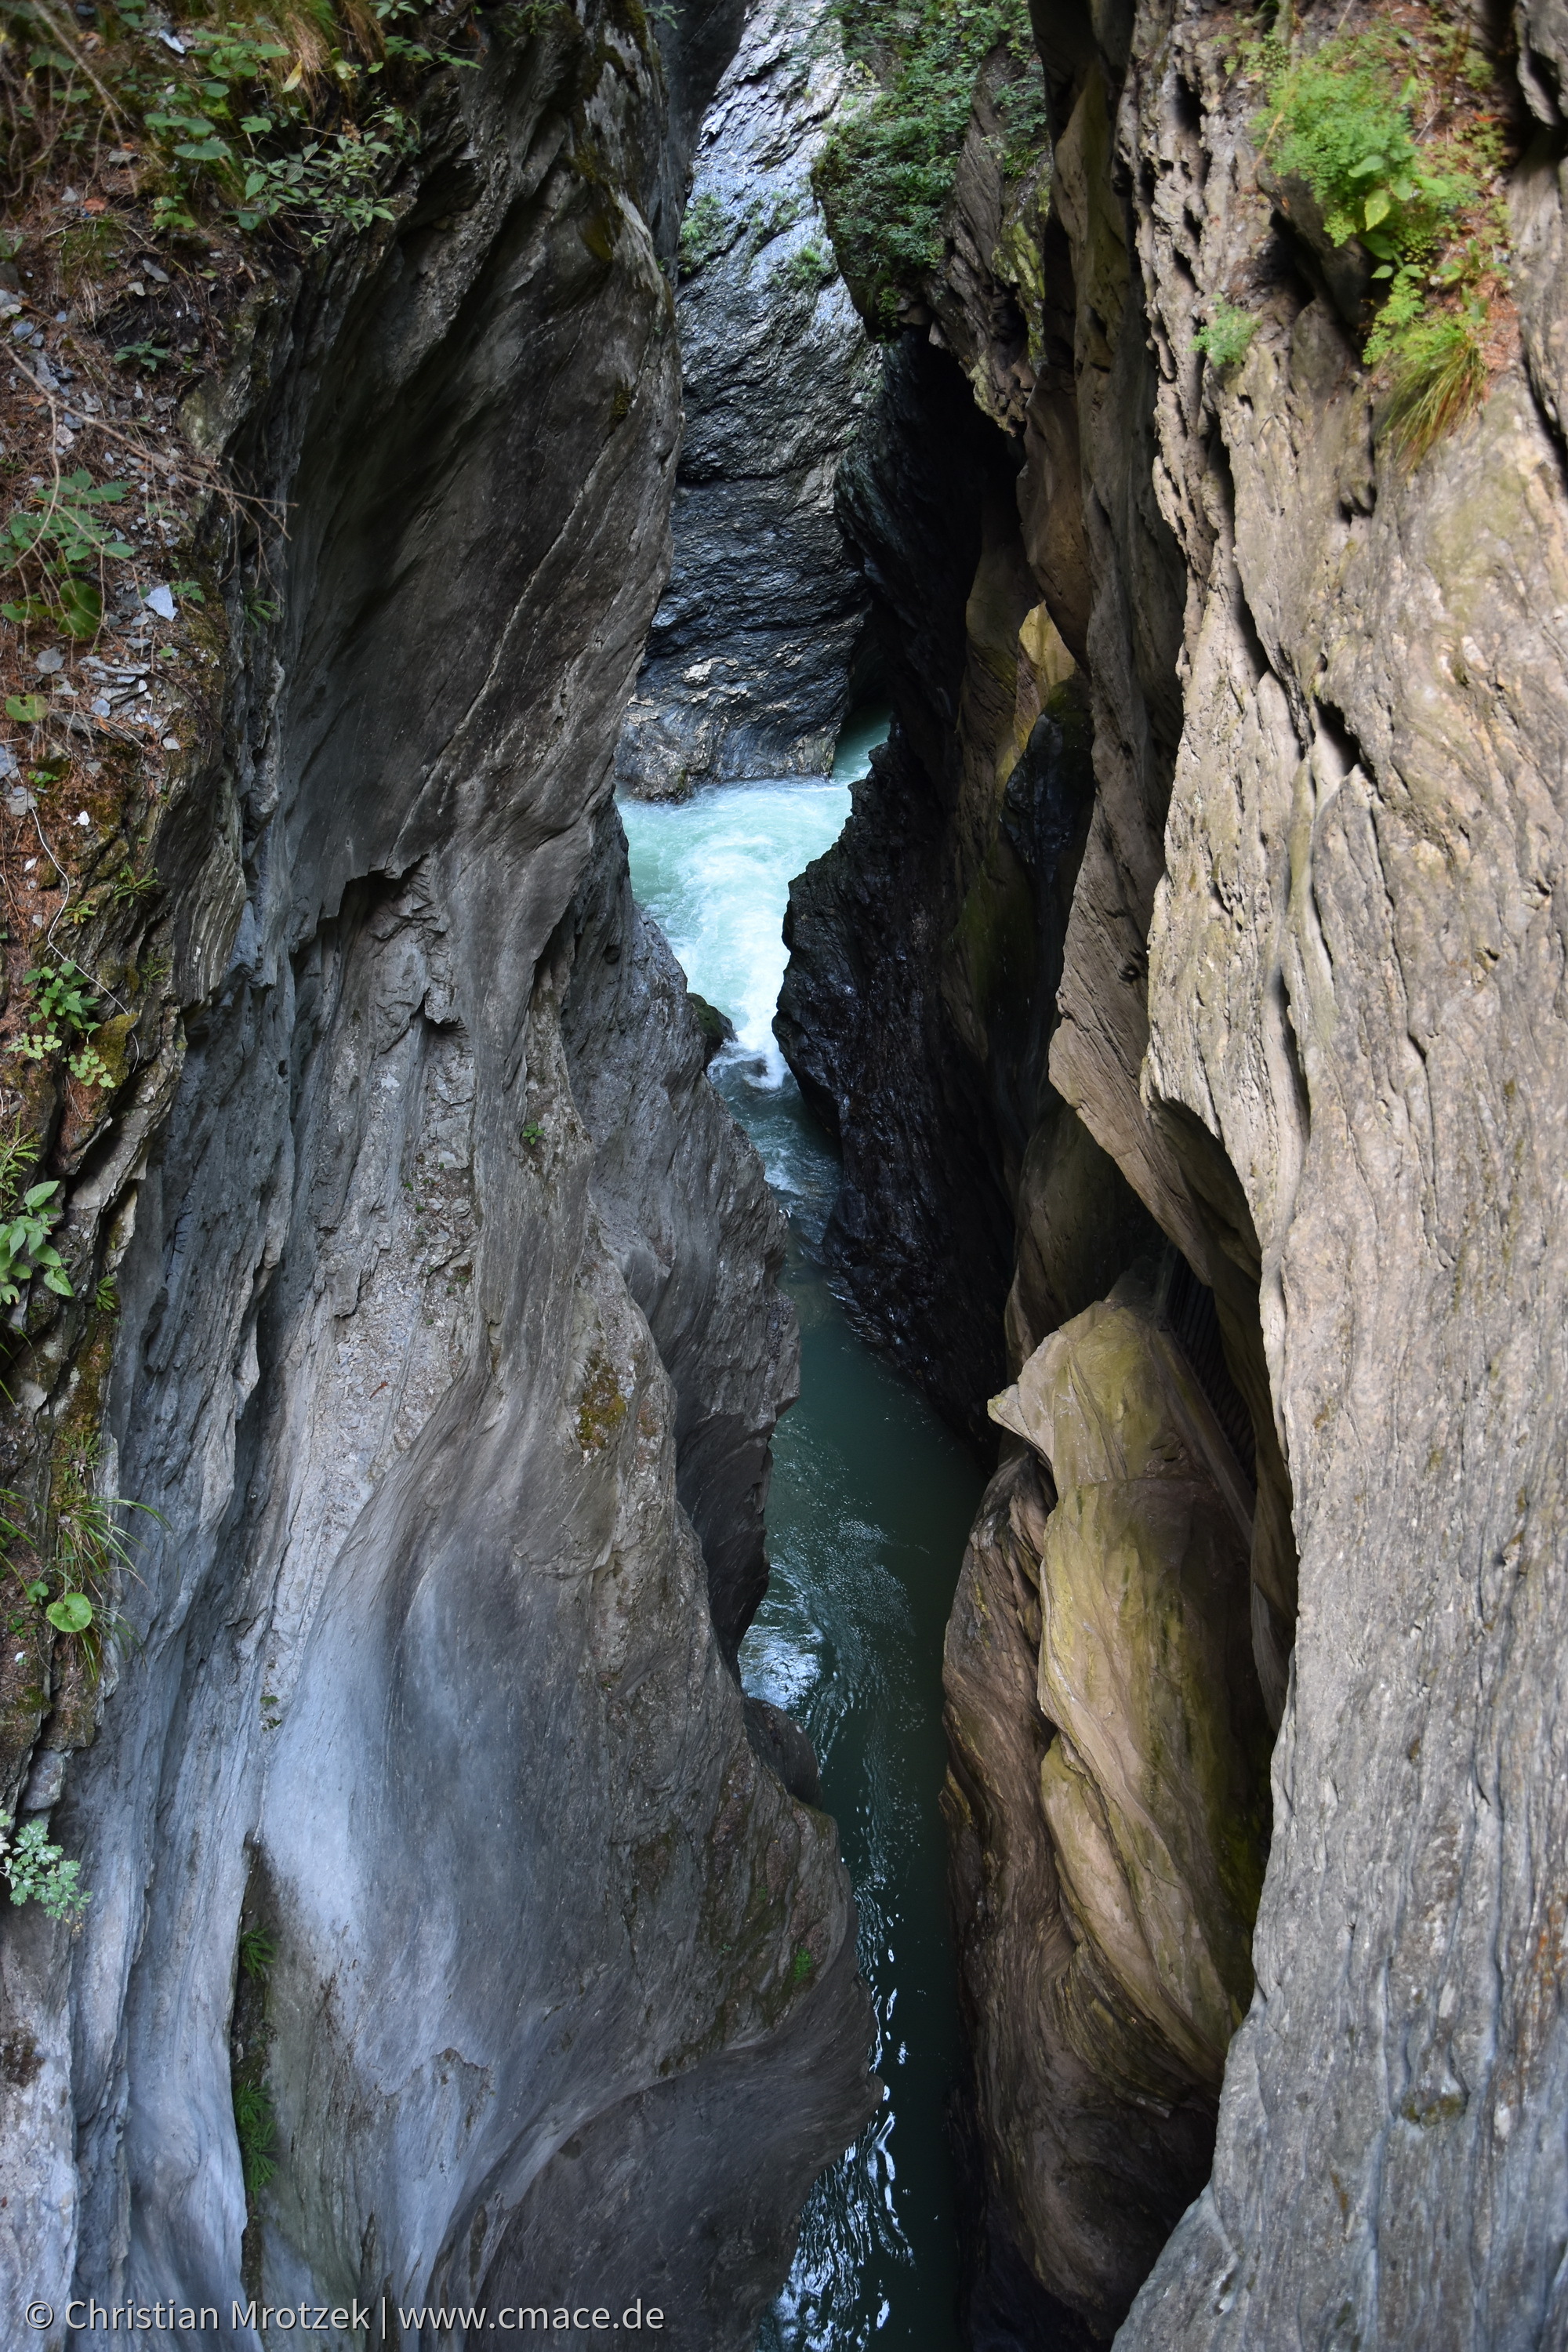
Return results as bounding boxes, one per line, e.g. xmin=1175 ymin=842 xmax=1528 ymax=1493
xmin=1116 ymin=5 xmax=1568 ymax=2341
xmin=773 ymin=328 xmax=1160 ymax=1445
xmin=0 ymin=8 xmax=875 ymax=2342
xmin=782 ymin=0 xmax=1568 ymax=2343
xmin=615 ymin=0 xmax=880 ymax=798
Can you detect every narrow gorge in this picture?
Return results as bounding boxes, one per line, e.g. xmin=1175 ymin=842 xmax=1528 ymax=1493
xmin=0 ymin=0 xmax=1564 ymax=2348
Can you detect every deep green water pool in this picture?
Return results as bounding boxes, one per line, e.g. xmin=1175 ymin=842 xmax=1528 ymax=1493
xmin=622 ymin=720 xmax=982 ymax=2351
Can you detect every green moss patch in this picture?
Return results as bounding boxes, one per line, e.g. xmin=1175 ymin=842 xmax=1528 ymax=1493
xmin=813 ymin=0 xmax=1047 ymax=333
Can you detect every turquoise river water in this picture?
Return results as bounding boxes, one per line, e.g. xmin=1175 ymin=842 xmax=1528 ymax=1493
xmin=622 ymin=717 xmax=982 ymax=2352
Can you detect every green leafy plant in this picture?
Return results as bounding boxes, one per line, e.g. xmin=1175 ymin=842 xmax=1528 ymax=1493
xmin=233 ymin=2079 xmax=278 ymax=2192
xmin=31 ymin=963 xmax=98 ymax=1032
xmin=677 ymin=189 xmax=729 ymax=278
xmin=9 ymin=962 xmax=122 ymax=1092
xmin=1 ymin=1814 xmax=90 ymax=1926
xmin=109 ymin=865 xmax=162 ymax=909
xmin=0 ymin=1185 xmax=72 ymax=1303
xmin=132 ymin=2 xmax=475 ymax=246
xmin=0 ymin=1119 xmax=71 ymax=1302
xmin=1248 ymin=19 xmax=1508 ymax=456
xmin=0 ymin=1184 xmax=71 ymax=1300
xmin=778 ymin=238 xmax=837 ymax=295
xmin=1 ymin=471 xmax=135 ymax=641
xmin=1194 ymin=299 xmax=1257 ymax=368
xmin=231 ymin=107 xmax=412 ymax=238
xmin=9 ymin=960 xmax=111 ymax=1087
xmin=0 ymin=1450 xmax=160 ymax=1684
xmin=5 ymin=695 xmax=46 ymax=726
xmin=67 ymin=1042 xmax=117 ymax=1091
xmin=239 ymin=1927 xmax=278 ymax=1978
xmin=114 ymin=339 xmax=172 ymax=375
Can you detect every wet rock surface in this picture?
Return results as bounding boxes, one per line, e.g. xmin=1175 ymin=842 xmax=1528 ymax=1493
xmin=0 ymin=9 xmax=875 ymax=2344
xmin=615 ymin=0 xmax=879 ymax=798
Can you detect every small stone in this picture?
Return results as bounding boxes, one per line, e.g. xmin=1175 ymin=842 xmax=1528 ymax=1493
xmin=145 ymin=583 xmax=176 ymax=620
xmin=74 ymin=811 xmax=90 ymax=828
xmin=20 ymin=1749 xmax=66 ymax=1813
xmin=161 ymin=735 xmax=180 ymax=751
xmin=91 ymin=697 xmax=111 ymax=717
xmin=34 ymin=648 xmax=64 ymax=674
xmin=5 ymin=788 xmax=35 ymax=816
xmin=146 ymin=262 xmax=171 ymax=285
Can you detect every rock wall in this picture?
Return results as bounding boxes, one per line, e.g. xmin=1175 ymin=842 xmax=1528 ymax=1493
xmin=0 ymin=9 xmax=875 ymax=2345
xmin=615 ymin=0 xmax=880 ymax=799
xmin=774 ymin=332 xmax=1160 ymax=1446
xmin=786 ymin=0 xmax=1568 ymax=2343
xmin=1117 ymin=3 xmax=1568 ymax=2341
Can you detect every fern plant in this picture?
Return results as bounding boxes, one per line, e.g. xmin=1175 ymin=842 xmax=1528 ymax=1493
xmin=1246 ymin=17 xmax=1509 ymax=458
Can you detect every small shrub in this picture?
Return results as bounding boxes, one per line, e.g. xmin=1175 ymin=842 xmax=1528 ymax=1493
xmin=0 ymin=0 xmax=477 ymax=258
xmin=1 ymin=1814 xmax=90 ymax=1926
xmin=1194 ymin=301 xmax=1257 ymax=368
xmin=777 ymin=238 xmax=837 ymax=295
xmin=1245 ymin=16 xmax=1509 ymax=454
xmin=1 ymin=470 xmax=135 ymax=641
xmin=677 ymin=189 xmax=729 ymax=278
xmin=114 ymin=340 xmax=172 ymax=376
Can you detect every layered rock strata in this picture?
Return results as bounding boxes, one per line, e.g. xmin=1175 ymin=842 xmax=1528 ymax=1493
xmin=945 ymin=1269 xmax=1266 ymax=2341
xmin=786 ymin=0 xmax=1568 ymax=2343
xmin=615 ymin=0 xmax=879 ymax=798
xmin=0 ymin=9 xmax=873 ymax=2344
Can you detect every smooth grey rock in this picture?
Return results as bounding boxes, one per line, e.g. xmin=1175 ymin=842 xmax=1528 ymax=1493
xmin=616 ymin=0 xmax=880 ymax=797
xmin=19 ymin=1751 xmax=65 ymax=1813
xmin=0 ymin=13 xmax=873 ymax=2347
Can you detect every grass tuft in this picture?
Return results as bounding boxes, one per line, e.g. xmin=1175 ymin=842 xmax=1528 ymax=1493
xmin=1381 ymin=310 xmax=1488 ymax=464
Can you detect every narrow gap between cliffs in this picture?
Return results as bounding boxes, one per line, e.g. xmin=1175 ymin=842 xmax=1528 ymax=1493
xmin=622 ymin=728 xmax=980 ymax=2352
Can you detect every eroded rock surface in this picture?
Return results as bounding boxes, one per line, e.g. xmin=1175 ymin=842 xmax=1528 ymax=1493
xmin=615 ymin=0 xmax=879 ymax=797
xmin=788 ymin=0 xmax=1568 ymax=2343
xmin=0 ymin=10 xmax=873 ymax=2345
